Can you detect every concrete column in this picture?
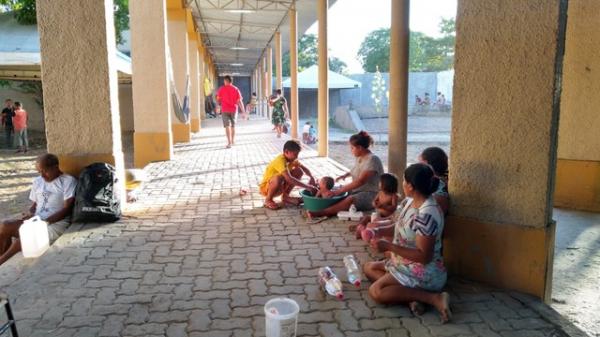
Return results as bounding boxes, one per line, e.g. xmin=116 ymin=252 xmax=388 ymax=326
xmin=36 ymin=0 xmax=125 ymax=200
xmin=258 ymin=62 xmax=263 ymax=117
xmin=555 ymin=0 xmax=600 ymax=212
xmin=197 ymin=37 xmax=206 ymax=120
xmin=275 ymin=31 xmax=283 ymax=92
xmin=263 ymin=55 xmax=270 ymax=118
xmin=317 ymin=0 xmax=329 ymax=157
xmin=387 ymin=0 xmax=409 ymax=178
xmin=167 ymin=8 xmax=191 ymax=143
xmin=130 ymin=0 xmax=173 ymax=168
xmin=189 ymin=37 xmax=201 ymax=132
xmin=267 ymin=46 xmax=273 ymax=99
xmin=446 ymin=0 xmax=568 ymax=301
xmin=289 ymin=9 xmax=299 ymax=139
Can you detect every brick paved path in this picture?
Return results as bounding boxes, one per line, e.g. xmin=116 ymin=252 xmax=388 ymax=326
xmin=0 ymin=119 xmax=583 ymax=337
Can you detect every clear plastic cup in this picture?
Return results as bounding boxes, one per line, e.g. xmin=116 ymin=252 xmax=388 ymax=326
xmin=264 ymin=297 xmax=300 ymax=337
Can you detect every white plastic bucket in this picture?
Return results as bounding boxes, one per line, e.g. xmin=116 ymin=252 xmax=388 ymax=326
xmin=19 ymin=216 xmax=49 ymax=258
xmin=264 ymin=298 xmax=299 ymax=337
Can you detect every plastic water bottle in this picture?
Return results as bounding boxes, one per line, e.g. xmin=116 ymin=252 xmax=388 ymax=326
xmin=318 ymin=266 xmax=344 ymax=300
xmin=343 ymin=255 xmax=362 ymax=287
xmin=349 ymin=204 xmax=357 ymax=214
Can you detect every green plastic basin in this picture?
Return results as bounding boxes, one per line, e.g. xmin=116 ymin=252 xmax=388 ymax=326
xmin=300 ymin=189 xmax=348 ymax=212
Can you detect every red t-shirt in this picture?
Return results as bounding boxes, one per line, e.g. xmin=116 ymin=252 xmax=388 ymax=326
xmin=13 ymin=108 xmax=27 ymax=131
xmin=217 ymin=84 xmax=242 ymax=113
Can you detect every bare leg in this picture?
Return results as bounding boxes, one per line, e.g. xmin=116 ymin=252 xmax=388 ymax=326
xmin=264 ymin=175 xmax=284 ymax=207
xmin=0 ymin=220 xmax=23 ymax=265
xmin=0 ymin=239 xmax=21 ymax=265
xmin=0 ymin=220 xmax=22 ymax=255
xmin=231 ymin=126 xmax=235 ymax=144
xmin=225 ymin=127 xmax=232 ymax=146
xmin=367 ymin=269 xmax=451 ymax=323
xmin=282 ymin=167 xmax=303 ymax=205
xmin=309 ymin=196 xmax=355 ymax=217
xmin=349 ymin=215 xmax=370 ymax=232
xmin=363 ymin=260 xmax=387 ymax=281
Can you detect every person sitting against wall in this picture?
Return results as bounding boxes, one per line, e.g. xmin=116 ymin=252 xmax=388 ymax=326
xmin=0 ymin=154 xmax=77 ymax=265
xmin=418 ymin=147 xmax=449 ymax=215
xmin=364 ymin=163 xmax=451 ymax=323
xmin=305 ymin=131 xmax=383 ymax=222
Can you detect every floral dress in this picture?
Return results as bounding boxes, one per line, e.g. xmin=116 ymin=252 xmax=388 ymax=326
xmin=385 ymin=196 xmax=447 ymax=291
xmin=271 ymin=97 xmax=286 ymax=126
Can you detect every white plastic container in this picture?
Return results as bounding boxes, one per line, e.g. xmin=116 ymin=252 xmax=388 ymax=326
xmin=337 ymin=210 xmax=363 ymax=221
xmin=19 ymin=216 xmax=49 ymax=258
xmin=264 ymin=298 xmax=299 ymax=337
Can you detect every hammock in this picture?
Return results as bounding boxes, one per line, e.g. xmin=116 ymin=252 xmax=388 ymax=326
xmin=167 ymin=48 xmax=190 ymax=124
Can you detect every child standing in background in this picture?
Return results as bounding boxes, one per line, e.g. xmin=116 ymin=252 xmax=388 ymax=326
xmin=12 ymin=101 xmax=28 ymax=153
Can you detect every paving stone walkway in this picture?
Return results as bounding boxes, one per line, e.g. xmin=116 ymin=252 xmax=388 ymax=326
xmin=0 ymin=119 xmax=586 ymax=337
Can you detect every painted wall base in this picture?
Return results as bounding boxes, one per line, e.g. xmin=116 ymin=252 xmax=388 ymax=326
xmin=554 ymin=159 xmax=600 ymax=212
xmin=134 ymin=132 xmax=172 ymax=168
xmin=171 ymin=123 xmax=191 ymax=143
xmin=191 ymin=118 xmax=200 ymax=133
xmin=444 ymin=216 xmax=555 ymax=301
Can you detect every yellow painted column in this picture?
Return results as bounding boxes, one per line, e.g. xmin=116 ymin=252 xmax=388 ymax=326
xmin=554 ymin=0 xmax=600 ymax=212
xmin=275 ymin=31 xmax=283 ymax=92
xmin=130 ymin=0 xmax=173 ymax=168
xmin=263 ymin=55 xmax=270 ymax=119
xmin=197 ymin=37 xmax=206 ymax=120
xmin=36 ymin=0 xmax=126 ymax=201
xmin=447 ymin=0 xmax=568 ymax=301
xmin=267 ymin=46 xmax=273 ymax=99
xmin=387 ymin=0 xmax=409 ymax=178
xmin=167 ymin=8 xmax=191 ymax=143
xmin=189 ymin=37 xmax=201 ymax=133
xmin=317 ymin=0 xmax=329 ymax=157
xmin=256 ymin=62 xmax=265 ymax=117
xmin=289 ymin=9 xmax=299 ymax=140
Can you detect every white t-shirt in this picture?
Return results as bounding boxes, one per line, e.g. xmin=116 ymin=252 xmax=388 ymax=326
xmin=29 ymin=174 xmax=77 ymax=220
xmin=302 ymin=124 xmax=311 ymax=134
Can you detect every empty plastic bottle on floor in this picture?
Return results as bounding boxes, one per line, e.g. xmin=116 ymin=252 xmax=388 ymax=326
xmin=343 ymin=255 xmax=362 ymax=287
xmin=318 ymin=266 xmax=344 ymax=300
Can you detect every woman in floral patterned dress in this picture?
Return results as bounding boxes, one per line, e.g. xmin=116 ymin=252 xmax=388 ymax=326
xmin=270 ymin=89 xmax=288 ymax=138
xmin=363 ymin=163 xmax=451 ymax=323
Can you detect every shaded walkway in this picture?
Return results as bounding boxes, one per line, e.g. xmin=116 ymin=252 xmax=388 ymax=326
xmin=0 ymin=119 xmax=583 ymax=337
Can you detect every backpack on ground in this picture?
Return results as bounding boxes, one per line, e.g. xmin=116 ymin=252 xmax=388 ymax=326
xmin=72 ymin=163 xmax=121 ymax=223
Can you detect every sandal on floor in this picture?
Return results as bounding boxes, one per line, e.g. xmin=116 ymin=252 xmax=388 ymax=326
xmin=306 ymin=216 xmax=328 ymax=224
xmin=409 ymin=301 xmax=426 ymax=316
xmin=263 ymin=201 xmax=280 ymax=210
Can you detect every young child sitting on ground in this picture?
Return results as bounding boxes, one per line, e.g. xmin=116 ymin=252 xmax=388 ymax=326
xmin=350 ymin=173 xmax=399 ymax=240
xmin=259 ymin=140 xmax=317 ymax=210
xmin=315 ymin=176 xmax=335 ymax=198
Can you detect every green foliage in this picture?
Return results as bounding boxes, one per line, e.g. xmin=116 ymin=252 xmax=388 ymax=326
xmin=357 ymin=28 xmax=390 ymax=73
xmin=0 ymin=0 xmax=130 ymax=45
xmin=358 ymin=18 xmax=456 ymax=73
xmin=329 ymin=56 xmax=348 ymax=75
xmin=282 ymin=34 xmax=348 ymax=76
xmin=0 ymin=80 xmax=44 ymax=110
xmin=113 ymin=0 xmax=130 ymax=46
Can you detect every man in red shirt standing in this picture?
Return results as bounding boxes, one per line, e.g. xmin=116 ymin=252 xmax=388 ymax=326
xmin=216 ymin=75 xmax=246 ymax=148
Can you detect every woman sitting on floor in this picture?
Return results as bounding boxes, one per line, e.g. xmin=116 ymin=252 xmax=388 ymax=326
xmin=306 ymin=131 xmax=383 ymax=222
xmin=363 ymin=163 xmax=451 ymax=323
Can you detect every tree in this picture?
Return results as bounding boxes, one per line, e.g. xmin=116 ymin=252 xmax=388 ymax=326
xmin=282 ymin=33 xmax=348 ymax=76
xmin=357 ymin=18 xmax=456 ymax=73
xmin=0 ymin=0 xmax=130 ymax=45
xmin=357 ymin=28 xmax=390 ymax=73
xmin=282 ymin=34 xmax=318 ymax=77
xmin=329 ymin=57 xmax=348 ymax=75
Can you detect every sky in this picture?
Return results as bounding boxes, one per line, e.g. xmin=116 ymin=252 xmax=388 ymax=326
xmin=306 ymin=0 xmax=458 ymax=74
